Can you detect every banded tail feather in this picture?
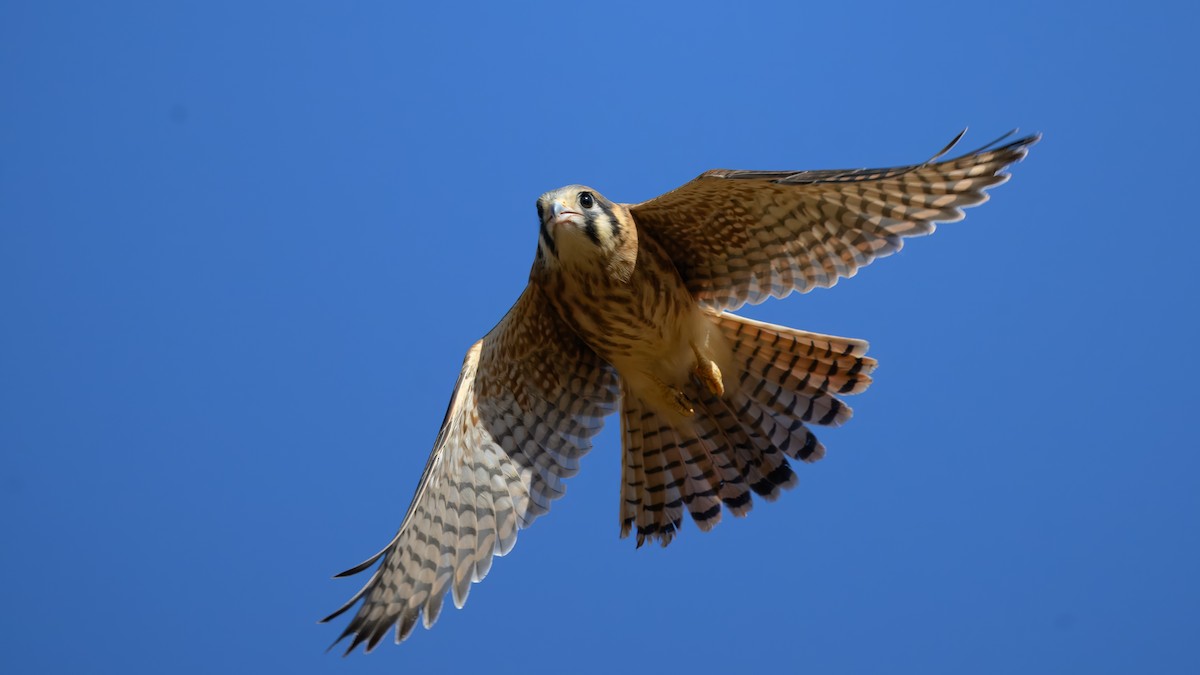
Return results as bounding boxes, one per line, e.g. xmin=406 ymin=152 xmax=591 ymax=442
xmin=618 ymin=312 xmax=877 ymax=547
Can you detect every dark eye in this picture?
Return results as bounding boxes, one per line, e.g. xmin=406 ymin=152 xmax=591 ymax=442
xmin=578 ymin=192 xmax=595 ymax=208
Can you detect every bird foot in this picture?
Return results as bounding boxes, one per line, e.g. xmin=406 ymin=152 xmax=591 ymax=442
xmin=670 ymin=387 xmax=695 ymax=417
xmin=692 ymin=344 xmax=724 ymax=397
xmin=653 ymin=378 xmax=694 ymax=418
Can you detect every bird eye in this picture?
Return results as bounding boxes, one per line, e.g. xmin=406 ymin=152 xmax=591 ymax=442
xmin=578 ymin=192 xmax=595 ymax=208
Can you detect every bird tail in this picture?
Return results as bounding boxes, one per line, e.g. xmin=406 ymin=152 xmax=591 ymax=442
xmin=618 ymin=312 xmax=877 ymax=547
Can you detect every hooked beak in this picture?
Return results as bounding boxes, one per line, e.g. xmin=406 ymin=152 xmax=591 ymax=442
xmin=551 ymin=201 xmax=582 ymax=225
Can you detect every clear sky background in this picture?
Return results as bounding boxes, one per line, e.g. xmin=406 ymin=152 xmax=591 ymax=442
xmin=2 ymin=2 xmax=1198 ymax=673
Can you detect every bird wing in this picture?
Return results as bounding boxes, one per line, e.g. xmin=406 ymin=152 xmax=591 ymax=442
xmin=627 ymin=131 xmax=1039 ymax=311
xmin=322 ymin=284 xmax=620 ymax=653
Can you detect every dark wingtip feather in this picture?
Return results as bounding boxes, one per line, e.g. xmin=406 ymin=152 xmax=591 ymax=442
xmin=344 ymin=632 xmax=370 ymax=657
xmin=321 ymin=623 xmax=358 ymax=657
xmin=959 ymin=128 xmax=1015 ymax=156
xmin=965 ymin=129 xmax=1041 ymax=159
xmin=928 ymin=127 xmax=969 ymax=163
xmin=937 ymin=128 xmax=1042 ymax=165
xmin=333 ymin=553 xmax=383 ymax=578
xmin=319 ymin=603 xmax=353 ymax=624
xmin=1008 ymin=131 xmax=1042 ymax=155
xmin=320 ymin=581 xmax=371 ymax=624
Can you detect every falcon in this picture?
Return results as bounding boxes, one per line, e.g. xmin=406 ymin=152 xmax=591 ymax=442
xmin=324 ymin=130 xmax=1039 ymax=653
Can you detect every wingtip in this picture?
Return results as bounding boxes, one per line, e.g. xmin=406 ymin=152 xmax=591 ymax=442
xmin=320 ymin=590 xmax=364 ymax=624
xmin=333 ymin=556 xmax=379 ymax=578
xmin=932 ymin=128 xmax=1041 ymax=161
xmin=970 ymin=128 xmax=1041 ymax=156
xmin=929 ymin=127 xmax=970 ymax=162
xmin=339 ymin=623 xmax=376 ymax=657
xmin=322 ymin=625 xmax=356 ymax=657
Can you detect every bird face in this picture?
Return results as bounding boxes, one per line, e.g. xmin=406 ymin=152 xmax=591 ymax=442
xmin=536 ymin=185 xmax=628 ymax=265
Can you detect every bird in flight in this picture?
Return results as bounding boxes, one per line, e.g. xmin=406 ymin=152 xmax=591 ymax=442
xmin=323 ymin=129 xmax=1039 ymax=653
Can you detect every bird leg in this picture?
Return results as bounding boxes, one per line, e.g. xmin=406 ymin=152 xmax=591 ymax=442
xmin=692 ymin=343 xmax=724 ymax=397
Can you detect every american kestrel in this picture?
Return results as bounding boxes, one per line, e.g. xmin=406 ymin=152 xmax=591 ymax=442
xmin=324 ymin=130 xmax=1038 ymax=653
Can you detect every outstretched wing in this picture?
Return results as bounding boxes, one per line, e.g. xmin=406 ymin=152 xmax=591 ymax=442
xmin=628 ymin=131 xmax=1039 ymax=311
xmin=322 ymin=284 xmax=620 ymax=653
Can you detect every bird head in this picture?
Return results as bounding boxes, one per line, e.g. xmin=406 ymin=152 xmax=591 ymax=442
xmin=535 ymin=185 xmax=635 ymax=269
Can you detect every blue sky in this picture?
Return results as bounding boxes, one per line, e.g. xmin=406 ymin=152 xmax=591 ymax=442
xmin=2 ymin=1 xmax=1198 ymax=673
